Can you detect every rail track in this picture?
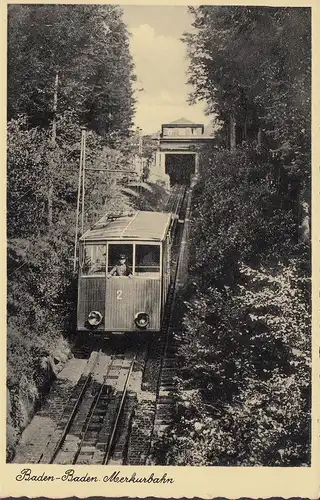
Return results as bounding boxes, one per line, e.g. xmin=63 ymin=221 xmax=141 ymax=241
xmin=165 ymin=184 xmax=185 ymax=213
xmin=35 ymin=350 xmax=140 ymax=465
xmin=147 ymin=186 xmax=192 ymax=453
xmin=13 ymin=184 xmax=191 ymax=465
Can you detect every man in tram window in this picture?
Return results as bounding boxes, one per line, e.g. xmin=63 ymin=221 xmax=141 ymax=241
xmin=107 ymin=253 xmax=133 ymax=278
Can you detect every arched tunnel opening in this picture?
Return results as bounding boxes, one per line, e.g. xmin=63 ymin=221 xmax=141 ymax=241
xmin=165 ymin=153 xmax=196 ymax=185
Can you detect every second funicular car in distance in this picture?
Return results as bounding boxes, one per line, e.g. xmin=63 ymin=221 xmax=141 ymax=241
xmin=77 ymin=210 xmax=174 ymax=334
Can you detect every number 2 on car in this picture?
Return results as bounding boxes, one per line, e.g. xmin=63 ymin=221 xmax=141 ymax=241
xmin=116 ymin=290 xmax=123 ymax=300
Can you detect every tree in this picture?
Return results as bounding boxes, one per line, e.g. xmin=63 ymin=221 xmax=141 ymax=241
xmin=8 ymin=5 xmax=136 ymax=136
xmin=7 ymin=117 xmax=50 ymax=237
xmin=8 ymin=5 xmax=137 ymax=231
xmin=183 ymin=6 xmax=311 ymax=229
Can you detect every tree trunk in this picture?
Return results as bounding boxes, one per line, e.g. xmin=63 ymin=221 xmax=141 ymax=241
xmin=230 ymin=113 xmax=236 ymax=150
xmin=47 ymin=183 xmax=53 ymax=228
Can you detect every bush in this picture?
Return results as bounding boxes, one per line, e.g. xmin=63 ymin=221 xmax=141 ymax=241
xmin=191 ymin=147 xmax=299 ymax=289
xmin=162 ymin=258 xmax=311 ymax=466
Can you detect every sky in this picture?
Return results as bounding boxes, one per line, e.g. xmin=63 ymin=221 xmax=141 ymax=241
xmin=122 ymin=6 xmax=210 ymax=135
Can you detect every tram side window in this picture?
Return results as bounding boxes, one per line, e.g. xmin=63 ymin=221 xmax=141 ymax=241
xmin=135 ymin=244 xmax=160 ymax=277
xmin=80 ymin=244 xmax=106 ymax=276
xmin=107 ymin=244 xmax=133 ymax=276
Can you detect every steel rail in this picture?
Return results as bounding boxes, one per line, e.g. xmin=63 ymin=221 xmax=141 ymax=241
xmin=72 ymin=355 xmax=117 ymax=464
xmin=164 ymin=186 xmax=177 ymax=213
xmin=102 ymin=354 xmax=137 ymax=465
xmin=173 ymin=186 xmax=186 ymax=215
xmin=166 ymin=185 xmax=184 ymax=214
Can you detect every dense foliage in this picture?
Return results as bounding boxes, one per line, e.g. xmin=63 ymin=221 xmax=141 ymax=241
xmin=155 ymin=147 xmax=311 ymax=466
xmin=7 ymin=113 xmax=138 ymax=238
xmin=154 ymin=7 xmax=311 ymax=466
xmin=166 ymin=263 xmax=310 ymax=465
xmin=190 ymin=147 xmax=310 ymax=289
xmin=8 ymin=4 xmax=135 ymax=135
xmin=7 ymin=5 xmax=141 ymax=459
xmin=184 ymin=6 xmax=311 ymax=206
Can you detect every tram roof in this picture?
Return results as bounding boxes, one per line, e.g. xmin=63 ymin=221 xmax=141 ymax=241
xmin=79 ymin=211 xmax=172 ymax=242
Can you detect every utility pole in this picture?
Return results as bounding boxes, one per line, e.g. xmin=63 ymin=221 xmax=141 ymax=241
xmin=81 ymin=127 xmax=87 ymax=234
xmin=137 ymin=127 xmax=143 ymax=178
xmin=73 ymin=126 xmax=86 ymax=272
xmin=138 ymin=127 xmax=143 ymax=155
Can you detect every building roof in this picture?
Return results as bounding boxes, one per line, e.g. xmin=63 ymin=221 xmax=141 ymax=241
xmin=169 ymin=117 xmax=196 ymax=125
xmin=80 ymin=211 xmax=172 ymax=242
xmin=162 ymin=118 xmax=204 ymax=129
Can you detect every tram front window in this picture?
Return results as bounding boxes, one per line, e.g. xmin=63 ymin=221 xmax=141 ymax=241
xmin=81 ymin=244 xmax=106 ymax=276
xmin=135 ymin=244 xmax=160 ymax=277
xmin=107 ymin=244 xmax=133 ymax=276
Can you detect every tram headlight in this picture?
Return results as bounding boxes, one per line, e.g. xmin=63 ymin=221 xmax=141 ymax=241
xmin=87 ymin=310 xmax=103 ymax=327
xmin=134 ymin=312 xmax=150 ymax=329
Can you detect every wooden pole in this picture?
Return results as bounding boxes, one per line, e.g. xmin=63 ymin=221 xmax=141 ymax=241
xmin=81 ymin=127 xmax=87 ymax=235
xmin=73 ymin=127 xmax=86 ymax=272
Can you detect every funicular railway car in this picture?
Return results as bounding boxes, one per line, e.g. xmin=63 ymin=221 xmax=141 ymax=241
xmin=77 ymin=211 xmax=174 ymax=333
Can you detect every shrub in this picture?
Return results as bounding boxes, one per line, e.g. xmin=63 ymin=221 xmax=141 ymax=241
xmin=164 ymin=259 xmax=311 ymax=466
xmin=191 ymin=147 xmax=298 ymax=289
